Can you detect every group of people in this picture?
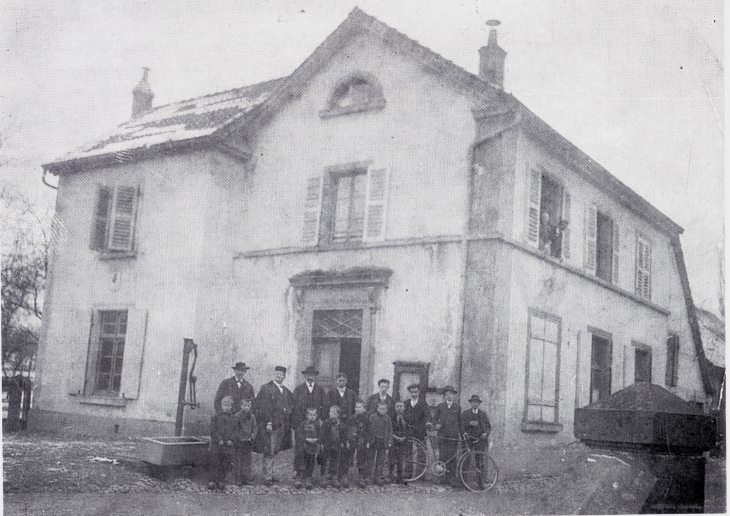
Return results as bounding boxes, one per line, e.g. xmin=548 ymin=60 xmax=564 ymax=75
xmin=208 ymin=362 xmax=491 ymax=490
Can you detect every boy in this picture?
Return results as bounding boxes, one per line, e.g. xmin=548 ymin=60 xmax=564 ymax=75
xmin=365 ymin=379 xmax=394 ymax=416
xmin=234 ymin=397 xmax=257 ymax=486
xmin=321 ymin=405 xmax=346 ymax=488
xmin=368 ymin=401 xmax=392 ymax=485
xmin=294 ymin=407 xmax=321 ymax=489
xmin=461 ymin=395 xmax=491 ymax=489
xmin=431 ymin=385 xmax=461 ymax=487
xmin=209 ymin=395 xmax=237 ymax=490
xmin=347 ymin=399 xmax=370 ymax=488
xmin=388 ymin=400 xmax=408 ymax=484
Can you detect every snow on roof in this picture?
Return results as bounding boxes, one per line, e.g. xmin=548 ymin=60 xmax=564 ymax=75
xmin=50 ymin=77 xmax=287 ymax=165
xmin=697 ymin=308 xmax=725 ymax=368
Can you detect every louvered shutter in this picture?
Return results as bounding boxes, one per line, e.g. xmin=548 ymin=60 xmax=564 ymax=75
xmin=119 ymin=309 xmax=148 ymax=399
xmin=66 ymin=309 xmax=93 ymax=395
xmin=642 ymin=242 xmax=652 ymax=298
xmin=526 ymin=167 xmax=541 ymax=247
xmin=584 ymin=204 xmax=597 ymax=273
xmin=363 ymin=166 xmax=389 ymax=241
xmin=301 ymin=176 xmax=323 ymax=245
xmin=612 ymin=222 xmax=620 ymax=285
xmin=635 ymin=236 xmax=652 ymax=299
xmin=90 ymin=187 xmax=112 ymax=250
xmin=108 ymin=186 xmax=137 ymax=251
xmin=561 ymin=189 xmax=571 ymax=259
xmin=665 ymin=335 xmax=679 ymax=386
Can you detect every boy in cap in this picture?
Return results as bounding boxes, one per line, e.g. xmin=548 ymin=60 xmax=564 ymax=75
xmin=214 ymin=362 xmax=255 ymax=413
xmin=255 ymin=365 xmax=294 ymax=486
xmin=209 ymin=395 xmax=237 ymax=490
xmin=234 ymin=397 xmax=257 ymax=486
xmin=431 ymin=385 xmax=461 ymax=487
xmin=388 ymin=400 xmax=408 ymax=484
xmin=294 ymin=407 xmax=321 ymax=489
xmin=368 ymin=401 xmax=393 ymax=485
xmin=321 ymin=405 xmax=346 ymax=488
xmin=461 ymin=395 xmax=491 ymax=489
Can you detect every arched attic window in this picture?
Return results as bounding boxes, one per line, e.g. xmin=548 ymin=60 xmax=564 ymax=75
xmin=320 ymin=72 xmax=386 ymax=118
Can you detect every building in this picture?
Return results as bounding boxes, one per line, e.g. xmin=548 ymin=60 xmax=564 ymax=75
xmin=33 ymin=9 xmax=713 ymax=455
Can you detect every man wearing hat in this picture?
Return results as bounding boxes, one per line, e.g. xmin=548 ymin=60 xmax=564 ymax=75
xmin=255 ymin=366 xmax=294 ymax=486
xmin=292 ymin=365 xmax=327 ymax=431
xmin=326 ymin=372 xmax=358 ymax=422
xmin=431 ymin=385 xmax=462 ymax=486
xmin=214 ymin=362 xmax=255 ymax=413
xmin=403 ymin=383 xmax=429 ymax=479
xmin=461 ymin=395 xmax=491 ymax=489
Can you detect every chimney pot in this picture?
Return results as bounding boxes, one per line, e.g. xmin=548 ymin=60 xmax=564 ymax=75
xmin=132 ymin=67 xmax=154 ymax=119
xmin=479 ymin=21 xmax=507 ymax=89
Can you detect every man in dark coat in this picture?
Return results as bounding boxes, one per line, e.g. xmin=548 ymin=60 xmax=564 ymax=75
xmin=255 ymin=365 xmax=294 ymax=486
xmin=326 ymin=372 xmax=358 ymax=422
xmin=214 ymin=362 xmax=255 ymax=413
xmin=402 ymin=383 xmax=429 ymax=479
xmin=460 ymin=394 xmax=491 ymax=490
xmin=431 ymin=385 xmax=461 ymax=486
xmin=365 ymin=379 xmax=394 ymax=416
xmin=292 ymin=365 xmax=327 ymax=429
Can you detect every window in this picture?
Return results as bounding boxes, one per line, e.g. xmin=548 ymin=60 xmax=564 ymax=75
xmin=634 ymin=345 xmax=652 ymax=383
xmin=320 ymin=73 xmax=386 ymax=118
xmin=301 ymin=165 xmax=389 ymax=246
xmin=90 ymin=185 xmax=139 ymax=253
xmin=665 ymin=334 xmax=679 ymax=387
xmin=635 ymin=235 xmax=652 ymax=299
xmin=589 ymin=333 xmax=612 ymax=403
xmin=393 ymin=361 xmax=430 ymax=401
xmin=93 ymin=310 xmax=127 ymax=395
xmin=525 ymin=312 xmax=561 ymax=424
xmin=526 ymin=167 xmax=570 ymax=259
xmin=584 ymin=205 xmax=619 ymax=284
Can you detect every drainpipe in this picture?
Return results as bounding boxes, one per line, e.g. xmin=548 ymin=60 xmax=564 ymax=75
xmin=455 ymin=109 xmax=522 ymax=398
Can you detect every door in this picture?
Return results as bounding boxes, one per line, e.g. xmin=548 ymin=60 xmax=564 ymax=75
xmin=311 ymin=310 xmax=362 ymax=391
xmin=590 ymin=335 xmax=612 ymax=403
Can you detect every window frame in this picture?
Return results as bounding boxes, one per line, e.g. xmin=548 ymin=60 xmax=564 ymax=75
xmin=392 ymin=361 xmax=430 ymax=402
xmin=320 ymin=72 xmax=386 ymax=119
xmin=665 ymin=334 xmax=680 ymax=387
xmin=90 ymin=184 xmax=139 ymax=256
xmin=522 ymin=309 xmax=563 ymax=432
xmin=632 ymin=341 xmax=652 ymax=384
xmin=526 ymin=166 xmax=571 ymax=260
xmin=588 ymin=327 xmax=613 ymax=404
xmin=584 ymin=206 xmax=620 ymax=285
xmin=88 ymin=309 xmax=129 ymax=396
xmin=635 ymin=233 xmax=652 ymax=300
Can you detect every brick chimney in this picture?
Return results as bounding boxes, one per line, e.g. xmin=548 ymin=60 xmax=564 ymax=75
xmin=478 ymin=20 xmax=506 ymax=89
xmin=132 ymin=67 xmax=154 ymax=118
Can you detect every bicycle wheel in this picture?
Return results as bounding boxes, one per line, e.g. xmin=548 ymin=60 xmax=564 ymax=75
xmin=402 ymin=437 xmax=429 ymax=482
xmin=459 ymin=451 xmax=498 ymax=492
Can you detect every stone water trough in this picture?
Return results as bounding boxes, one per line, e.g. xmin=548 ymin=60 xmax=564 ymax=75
xmin=575 ymin=383 xmax=716 ymax=513
xmin=139 ymin=436 xmax=210 ymax=478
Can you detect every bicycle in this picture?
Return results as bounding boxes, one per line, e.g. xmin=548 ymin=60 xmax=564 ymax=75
xmin=402 ymin=433 xmax=498 ymax=492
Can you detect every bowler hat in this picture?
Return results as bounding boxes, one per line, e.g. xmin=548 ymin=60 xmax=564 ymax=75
xmin=442 ymin=385 xmax=458 ymax=394
xmin=407 ymin=383 xmax=421 ymax=391
xmin=274 ymin=365 xmax=287 ymax=373
xmin=301 ymin=365 xmax=320 ymax=376
xmin=232 ymin=362 xmax=250 ymax=371
xmin=468 ymin=394 xmax=483 ymax=403
xmin=336 ymin=372 xmax=348 ymax=379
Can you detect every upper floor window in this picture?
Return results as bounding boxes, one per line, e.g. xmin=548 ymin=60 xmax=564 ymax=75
xmin=584 ymin=205 xmax=619 ymax=284
xmin=90 ymin=185 xmax=139 ymax=254
xmin=635 ymin=235 xmax=652 ymax=300
xmin=320 ymin=72 xmax=386 ymax=118
xmin=301 ymin=164 xmax=389 ymax=246
xmin=526 ymin=167 xmax=570 ymax=259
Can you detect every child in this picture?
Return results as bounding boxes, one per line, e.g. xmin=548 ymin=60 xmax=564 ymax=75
xmin=209 ymin=395 xmax=238 ymax=490
xmin=294 ymin=407 xmax=321 ymax=489
xmin=347 ymin=399 xmax=370 ymax=488
xmin=368 ymin=401 xmax=392 ymax=485
xmin=389 ymin=400 xmax=408 ymax=484
xmin=321 ymin=405 xmax=346 ymax=488
xmin=235 ymin=397 xmax=257 ymax=486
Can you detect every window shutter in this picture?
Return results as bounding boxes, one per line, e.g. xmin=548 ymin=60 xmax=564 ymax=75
xmin=526 ymin=167 xmax=541 ymax=247
xmin=584 ymin=204 xmax=597 ymax=273
xmin=66 ymin=309 xmax=93 ymax=395
xmin=108 ymin=186 xmax=138 ymax=252
xmin=612 ymin=222 xmax=620 ymax=285
xmin=363 ymin=166 xmax=389 ymax=241
xmin=301 ymin=176 xmax=323 ymax=245
xmin=665 ymin=335 xmax=679 ymax=386
xmin=119 ymin=309 xmax=148 ymax=399
xmin=642 ymin=242 xmax=652 ymax=298
xmin=561 ymin=189 xmax=571 ymax=259
xmin=90 ymin=187 xmax=112 ymax=250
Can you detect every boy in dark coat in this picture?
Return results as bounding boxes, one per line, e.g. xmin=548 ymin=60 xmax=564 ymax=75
xmin=431 ymin=385 xmax=461 ymax=487
xmin=388 ymin=400 xmax=408 ymax=484
xmin=234 ymin=398 xmax=258 ymax=485
xmin=368 ymin=401 xmax=393 ymax=485
xmin=321 ymin=405 xmax=346 ymax=488
xmin=403 ymin=383 xmax=429 ymax=479
xmin=460 ymin=395 xmax=491 ymax=490
xmin=294 ymin=407 xmax=321 ymax=490
xmin=347 ymin=399 xmax=370 ymax=488
xmin=209 ymin=395 xmax=238 ymax=490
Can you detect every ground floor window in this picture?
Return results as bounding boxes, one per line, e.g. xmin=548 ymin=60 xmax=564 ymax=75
xmin=590 ymin=333 xmax=612 ymax=403
xmin=93 ymin=310 xmax=128 ymax=395
xmin=634 ymin=343 xmax=652 ymax=384
xmin=524 ymin=311 xmax=561 ymax=423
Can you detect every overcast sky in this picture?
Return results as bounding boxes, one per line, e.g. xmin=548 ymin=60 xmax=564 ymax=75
xmin=0 ymin=0 xmax=724 ymax=314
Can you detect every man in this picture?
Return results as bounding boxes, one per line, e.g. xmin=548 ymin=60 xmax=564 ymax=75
xmin=365 ymin=379 xmax=394 ymax=416
xmin=255 ymin=365 xmax=295 ymax=486
xmin=214 ymin=362 xmax=255 ymax=413
xmin=292 ymin=365 xmax=327 ymax=429
xmin=431 ymin=385 xmax=461 ymax=487
xmin=326 ymin=372 xmax=358 ymax=422
xmin=461 ymin=394 xmax=491 ymax=490
xmin=402 ymin=383 xmax=429 ymax=479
